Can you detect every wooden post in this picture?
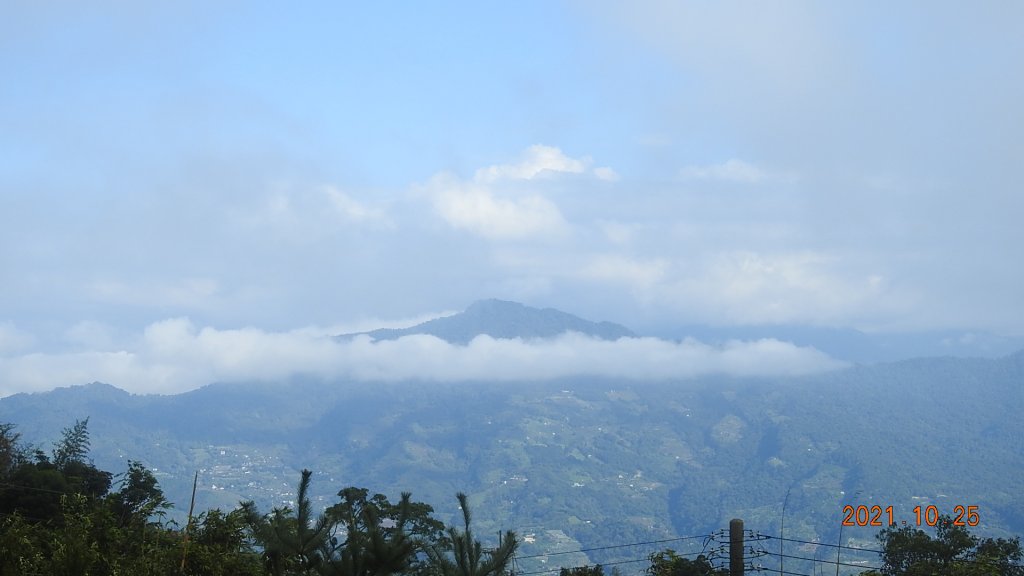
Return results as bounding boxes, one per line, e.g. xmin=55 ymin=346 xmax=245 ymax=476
xmin=730 ymin=518 xmax=744 ymax=576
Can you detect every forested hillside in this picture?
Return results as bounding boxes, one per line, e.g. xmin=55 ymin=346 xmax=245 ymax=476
xmin=1 ymin=351 xmax=1021 ymax=573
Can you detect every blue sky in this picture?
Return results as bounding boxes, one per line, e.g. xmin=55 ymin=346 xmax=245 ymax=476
xmin=1 ymin=2 xmax=1022 ymax=395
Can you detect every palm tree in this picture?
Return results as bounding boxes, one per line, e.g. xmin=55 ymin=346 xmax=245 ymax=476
xmin=426 ymin=493 xmax=517 ymax=576
xmin=243 ymin=469 xmax=333 ymax=576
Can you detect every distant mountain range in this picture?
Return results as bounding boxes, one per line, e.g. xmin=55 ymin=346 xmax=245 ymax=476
xmin=338 ymin=299 xmax=636 ymax=344
xmin=335 ymin=299 xmax=1024 ymax=363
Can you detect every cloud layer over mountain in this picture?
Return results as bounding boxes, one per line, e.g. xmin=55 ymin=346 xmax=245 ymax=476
xmin=0 ymin=318 xmax=844 ymax=396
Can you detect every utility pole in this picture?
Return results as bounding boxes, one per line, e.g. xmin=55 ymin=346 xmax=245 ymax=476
xmin=730 ymin=518 xmax=744 ymax=576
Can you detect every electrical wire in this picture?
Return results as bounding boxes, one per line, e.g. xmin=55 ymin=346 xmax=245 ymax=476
xmin=761 ymin=550 xmax=882 ymax=572
xmin=757 ymin=532 xmax=1024 ymax=571
xmin=0 ymin=481 xmax=80 ymax=496
xmin=758 ymin=534 xmax=883 ymax=554
xmin=750 ymin=565 xmax=815 ymax=576
xmin=515 ymin=533 xmax=714 ymax=560
xmin=520 ymin=545 xmax=712 ymax=569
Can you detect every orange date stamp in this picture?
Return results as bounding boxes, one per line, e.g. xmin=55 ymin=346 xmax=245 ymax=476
xmin=842 ymin=504 xmax=980 ymax=527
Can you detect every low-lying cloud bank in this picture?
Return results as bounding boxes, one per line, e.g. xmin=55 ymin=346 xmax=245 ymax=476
xmin=0 ymin=318 xmax=847 ymax=396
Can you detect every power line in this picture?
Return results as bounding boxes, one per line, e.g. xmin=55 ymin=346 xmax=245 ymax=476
xmin=0 ymin=481 xmax=79 ymax=496
xmin=516 ymin=555 xmax=656 ymax=575
xmin=751 ymin=565 xmax=815 ymax=576
xmin=515 ymin=548 xmax=713 ymax=576
xmin=759 ymin=534 xmax=883 ymax=554
xmin=761 ymin=550 xmax=882 ymax=572
xmin=516 ymin=533 xmax=715 ymax=560
xmin=759 ymin=531 xmax=1024 ymax=571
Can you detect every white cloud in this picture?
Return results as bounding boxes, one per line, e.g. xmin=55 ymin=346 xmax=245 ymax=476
xmin=237 ymin=185 xmax=393 ymax=245
xmin=596 ymin=220 xmax=634 ymax=245
xmin=0 ymin=350 xmax=140 ymax=398
xmin=549 ymin=247 xmax=899 ymax=329
xmin=593 ymin=166 xmax=620 ymax=181
xmin=474 ymin=144 xmax=588 ymax=182
xmin=88 ymin=278 xmax=221 ymax=310
xmin=579 ymin=254 xmax=669 ymax=294
xmin=666 ymin=251 xmax=892 ymax=325
xmin=0 ymin=319 xmax=846 ymax=396
xmin=425 ymin=172 xmax=568 ymax=240
xmin=679 ymin=159 xmax=791 ymax=184
xmin=63 ymin=321 xmax=119 ymax=351
xmin=322 ymin=186 xmax=391 ymax=227
xmin=424 ymin=145 xmax=618 ymax=240
xmin=0 ymin=322 xmax=34 ymax=354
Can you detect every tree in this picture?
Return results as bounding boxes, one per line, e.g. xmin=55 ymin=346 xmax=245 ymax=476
xmin=185 ymin=508 xmax=263 ymax=576
xmin=0 ymin=420 xmax=269 ymax=576
xmin=321 ymin=488 xmax=421 ymax=576
xmin=0 ymin=460 xmax=70 ymax=523
xmin=646 ymin=550 xmax=723 ymax=576
xmin=243 ymin=469 xmax=333 ymax=576
xmin=61 ymin=458 xmax=113 ymax=499
xmin=107 ymin=459 xmax=170 ymax=528
xmin=49 ymin=494 xmax=100 ymax=576
xmin=329 ymin=487 xmax=447 ymax=550
xmin=326 ymin=487 xmax=446 ymax=576
xmin=243 ymin=472 xmax=444 ymax=576
xmin=870 ymin=516 xmax=1024 ymax=576
xmin=425 ymin=493 xmax=518 ymax=576
xmin=52 ymin=418 xmax=91 ymax=471
xmin=561 ymin=565 xmax=605 ymax=576
xmin=0 ymin=422 xmax=26 ymax=478
xmin=0 ymin=511 xmax=47 ymax=574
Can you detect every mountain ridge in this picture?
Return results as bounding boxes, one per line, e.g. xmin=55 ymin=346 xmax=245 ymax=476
xmin=337 ymin=299 xmax=636 ymax=344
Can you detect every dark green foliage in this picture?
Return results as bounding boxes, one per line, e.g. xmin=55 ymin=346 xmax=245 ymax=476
xmin=873 ymin=516 xmax=1024 ymax=576
xmin=0 ymin=420 xmax=263 ymax=575
xmin=243 ymin=470 xmax=437 ymax=576
xmin=51 ymin=418 xmax=91 ymax=471
xmin=49 ymin=494 xmax=100 ymax=576
xmin=185 ymin=508 xmax=263 ymax=575
xmin=0 ymin=423 xmax=25 ymax=478
xmin=0 ymin=418 xmax=110 ymax=525
xmin=425 ymin=493 xmax=518 ymax=576
xmin=61 ymin=459 xmax=112 ymax=499
xmin=107 ymin=459 xmax=170 ymax=528
xmin=1 ymin=420 xmax=521 ymax=576
xmin=322 ymin=488 xmax=423 ymax=576
xmin=0 ymin=512 xmax=47 ymax=574
xmin=561 ymin=565 xmax=605 ymax=576
xmin=328 ymin=486 xmax=448 ymax=551
xmin=645 ymin=550 xmax=723 ymax=576
xmin=243 ymin=469 xmax=333 ymax=575
xmin=0 ymin=462 xmax=69 ymax=523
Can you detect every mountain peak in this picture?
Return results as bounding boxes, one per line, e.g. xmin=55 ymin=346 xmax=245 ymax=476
xmin=341 ymin=300 xmax=635 ymax=344
xmin=465 ymin=298 xmax=526 ymax=313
